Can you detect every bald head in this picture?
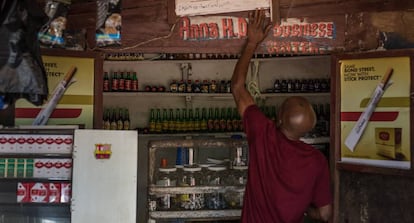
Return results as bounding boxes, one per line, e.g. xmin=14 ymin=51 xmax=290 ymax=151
xmin=277 ymin=96 xmax=316 ymax=140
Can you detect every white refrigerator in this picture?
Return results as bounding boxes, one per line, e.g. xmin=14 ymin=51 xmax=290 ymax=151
xmin=71 ymin=129 xmax=138 ymax=223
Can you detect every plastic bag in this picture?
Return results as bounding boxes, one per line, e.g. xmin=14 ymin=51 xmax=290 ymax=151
xmin=38 ymin=0 xmax=71 ymax=48
xmin=0 ymin=0 xmax=49 ymax=107
xmin=96 ymin=0 xmax=122 ymax=47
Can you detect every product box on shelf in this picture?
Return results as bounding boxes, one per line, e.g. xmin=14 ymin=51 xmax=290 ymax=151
xmin=33 ymin=159 xmax=72 ymax=179
xmin=17 ymin=182 xmax=71 ymax=203
xmin=0 ymin=134 xmax=73 ymax=154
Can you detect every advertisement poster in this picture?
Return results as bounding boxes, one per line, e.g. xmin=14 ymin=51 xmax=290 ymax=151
xmin=15 ymin=56 xmax=95 ymax=129
xmin=340 ymin=57 xmax=411 ymax=169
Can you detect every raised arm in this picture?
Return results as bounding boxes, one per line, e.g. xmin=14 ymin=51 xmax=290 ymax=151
xmin=231 ymin=9 xmax=272 ymax=117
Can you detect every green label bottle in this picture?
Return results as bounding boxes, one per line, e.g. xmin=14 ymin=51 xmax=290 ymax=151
xmin=200 ymin=107 xmax=208 ymax=132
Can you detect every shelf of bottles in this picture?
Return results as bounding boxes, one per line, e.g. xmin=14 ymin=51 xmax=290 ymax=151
xmin=142 ymin=103 xmax=330 ymax=138
xmin=102 ymin=107 xmax=131 ymax=130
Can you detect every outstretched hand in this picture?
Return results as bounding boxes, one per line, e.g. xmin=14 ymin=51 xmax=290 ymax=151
xmin=247 ymin=9 xmax=272 ymax=46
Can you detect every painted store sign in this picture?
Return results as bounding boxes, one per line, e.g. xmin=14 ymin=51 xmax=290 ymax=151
xmin=179 ymin=16 xmax=336 ymax=54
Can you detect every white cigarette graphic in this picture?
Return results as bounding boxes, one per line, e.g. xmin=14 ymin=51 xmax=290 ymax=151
xmin=344 ymin=68 xmax=393 ymax=151
xmin=33 ymin=66 xmax=77 ymax=125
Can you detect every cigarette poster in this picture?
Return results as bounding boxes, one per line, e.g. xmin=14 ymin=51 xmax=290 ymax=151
xmin=14 ymin=56 xmax=95 ymax=129
xmin=340 ymin=57 xmax=411 ymax=169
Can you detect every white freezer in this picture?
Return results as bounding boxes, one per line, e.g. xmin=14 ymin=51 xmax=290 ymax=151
xmin=71 ymin=129 xmax=138 ymax=223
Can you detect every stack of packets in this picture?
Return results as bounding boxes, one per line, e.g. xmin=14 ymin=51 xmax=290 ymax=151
xmin=375 ymin=128 xmax=403 ymax=160
xmin=17 ymin=182 xmax=71 ymax=203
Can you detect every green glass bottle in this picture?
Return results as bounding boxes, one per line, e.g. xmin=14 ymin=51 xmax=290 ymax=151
xmin=219 ymin=107 xmax=227 ymax=131
xmin=175 ymin=108 xmax=181 ymax=133
xmin=123 ymin=108 xmax=130 ymax=130
xmin=103 ymin=108 xmax=111 ymax=130
xmin=207 ymin=107 xmax=214 ymax=132
xmin=226 ymin=107 xmax=233 ymax=132
xmin=182 ymin=108 xmax=187 ymax=132
xmin=168 ymin=109 xmax=174 ymax=133
xmin=213 ymin=108 xmax=221 ymax=132
xmin=110 ymin=108 xmax=117 ymax=130
xmin=188 ymin=108 xmax=194 ymax=132
xmin=149 ymin=109 xmax=156 ymax=133
xmin=117 ymin=107 xmax=124 ymax=130
xmin=194 ymin=108 xmax=201 ymax=132
xmin=162 ymin=109 xmax=169 ymax=133
xmin=155 ymin=109 xmax=162 ymax=133
xmin=200 ymin=107 xmax=208 ymax=132
xmin=232 ymin=108 xmax=239 ymax=132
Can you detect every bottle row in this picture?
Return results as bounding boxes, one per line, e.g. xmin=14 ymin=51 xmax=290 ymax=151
xmin=169 ymin=79 xmax=232 ymax=94
xmin=102 ymin=107 xmax=131 ymax=130
xmin=145 ymin=107 xmax=247 ymax=134
xmin=105 ymin=52 xmax=297 ymax=61
xmin=103 ymin=71 xmax=139 ymax=92
xmin=271 ymin=78 xmax=330 ymax=93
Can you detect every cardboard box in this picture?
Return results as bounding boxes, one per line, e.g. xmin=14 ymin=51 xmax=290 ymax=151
xmin=49 ymin=183 xmax=62 ymax=203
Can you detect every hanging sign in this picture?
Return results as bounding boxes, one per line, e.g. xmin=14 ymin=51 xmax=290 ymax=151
xmin=175 ymin=0 xmax=270 ymax=16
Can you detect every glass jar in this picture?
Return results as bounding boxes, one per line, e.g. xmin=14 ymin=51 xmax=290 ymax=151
xmin=231 ymin=165 xmax=248 ymax=186
xmin=205 ymin=165 xmax=228 ymax=210
xmin=178 ymin=166 xmax=205 ymax=210
xmin=155 ymin=167 xmax=178 ymax=210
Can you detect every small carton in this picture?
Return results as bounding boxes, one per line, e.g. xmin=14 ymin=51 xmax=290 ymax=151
xmin=26 ymin=159 xmax=34 ymax=177
xmin=17 ymin=182 xmax=30 ymax=203
xmin=6 ymin=158 xmax=16 ymax=178
xmin=0 ymin=158 xmax=5 ymax=177
xmin=16 ymin=159 xmax=26 ymax=177
xmin=60 ymin=183 xmax=71 ymax=203
xmin=49 ymin=183 xmax=62 ymax=203
xmin=29 ymin=182 xmax=49 ymax=203
xmin=375 ymin=128 xmax=402 ymax=160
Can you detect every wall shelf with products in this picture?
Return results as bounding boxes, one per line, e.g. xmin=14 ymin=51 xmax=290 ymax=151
xmin=147 ymin=138 xmax=248 ymax=222
xmin=0 ymin=128 xmax=73 ymax=222
xmin=102 ymin=55 xmax=332 ymax=132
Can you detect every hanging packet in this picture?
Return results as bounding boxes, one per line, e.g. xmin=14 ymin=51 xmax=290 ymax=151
xmin=38 ymin=0 xmax=71 ymax=48
xmin=96 ymin=0 xmax=122 ymax=47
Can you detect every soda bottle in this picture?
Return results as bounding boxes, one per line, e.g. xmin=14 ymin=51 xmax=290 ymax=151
xmin=162 ymin=109 xmax=169 ymax=133
xmin=117 ymin=108 xmax=124 ymax=130
xmin=168 ymin=109 xmax=174 ymax=133
xmin=226 ymin=107 xmax=233 ymax=132
xmin=132 ymin=72 xmax=139 ymax=92
xmin=118 ymin=71 xmax=125 ymax=92
xmin=155 ymin=109 xmax=162 ymax=133
xmin=110 ymin=108 xmax=117 ymax=130
xmin=232 ymin=108 xmax=239 ymax=132
xmin=214 ymin=108 xmax=221 ymax=132
xmin=200 ymin=108 xmax=208 ymax=132
xmin=219 ymin=108 xmax=226 ymax=131
xmin=111 ymin=72 xmax=119 ymax=92
xmin=125 ymin=72 xmax=132 ymax=92
xmin=103 ymin=71 xmax=110 ymax=92
xmin=149 ymin=109 xmax=156 ymax=133
xmin=194 ymin=108 xmax=201 ymax=132
xmin=175 ymin=108 xmax=182 ymax=132
xmin=207 ymin=108 xmax=214 ymax=132
xmin=103 ymin=108 xmax=111 ymax=130
xmin=181 ymin=108 xmax=187 ymax=132
xmin=188 ymin=109 xmax=194 ymax=132
xmin=123 ymin=108 xmax=131 ymax=130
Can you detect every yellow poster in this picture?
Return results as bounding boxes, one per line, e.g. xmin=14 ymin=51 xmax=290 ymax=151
xmin=340 ymin=57 xmax=411 ymax=169
xmin=15 ymin=56 xmax=95 ymax=129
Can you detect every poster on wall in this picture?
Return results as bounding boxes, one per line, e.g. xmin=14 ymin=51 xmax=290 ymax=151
xmin=340 ymin=57 xmax=411 ymax=169
xmin=15 ymin=56 xmax=95 ymax=129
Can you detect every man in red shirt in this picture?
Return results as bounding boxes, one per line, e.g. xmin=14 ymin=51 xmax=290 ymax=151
xmin=231 ymin=9 xmax=333 ymax=223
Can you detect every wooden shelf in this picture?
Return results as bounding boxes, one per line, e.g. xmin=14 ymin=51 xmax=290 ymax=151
xmin=149 ymin=209 xmax=241 ymax=220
